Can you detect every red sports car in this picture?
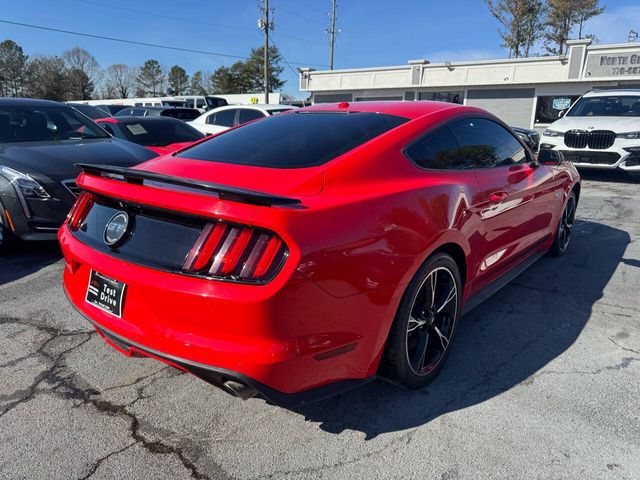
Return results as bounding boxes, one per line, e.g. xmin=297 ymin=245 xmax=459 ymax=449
xmin=59 ymin=102 xmax=580 ymax=406
xmin=95 ymin=116 xmax=205 ymax=155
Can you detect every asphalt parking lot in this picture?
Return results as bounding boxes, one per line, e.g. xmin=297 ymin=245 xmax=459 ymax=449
xmin=1 ymin=171 xmax=639 ymax=480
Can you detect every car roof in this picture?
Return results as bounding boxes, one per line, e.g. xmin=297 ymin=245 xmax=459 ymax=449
xmin=299 ymin=101 xmax=465 ymax=120
xmin=0 ymin=98 xmax=70 ymax=107
xmin=584 ymin=89 xmax=640 ymax=98
xmin=211 ymin=104 xmax=293 ymax=111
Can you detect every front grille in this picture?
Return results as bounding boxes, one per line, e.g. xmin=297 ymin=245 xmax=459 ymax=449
xmin=62 ymin=180 xmax=80 ymax=197
xmin=559 ymin=150 xmax=621 ymax=165
xmin=564 ymin=130 xmax=615 ymax=149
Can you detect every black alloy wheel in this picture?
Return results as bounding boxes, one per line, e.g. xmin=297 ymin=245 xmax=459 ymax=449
xmin=383 ymin=253 xmax=461 ymax=388
xmin=551 ymin=191 xmax=577 ymax=256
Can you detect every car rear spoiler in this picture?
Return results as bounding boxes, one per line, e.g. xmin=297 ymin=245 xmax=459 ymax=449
xmin=75 ymin=163 xmax=302 ymax=207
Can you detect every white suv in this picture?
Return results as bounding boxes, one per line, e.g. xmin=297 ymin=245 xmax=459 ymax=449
xmin=540 ymin=89 xmax=640 ymax=172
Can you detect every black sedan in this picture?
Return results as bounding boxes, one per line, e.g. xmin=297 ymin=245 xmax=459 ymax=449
xmin=0 ymin=98 xmax=157 ymax=251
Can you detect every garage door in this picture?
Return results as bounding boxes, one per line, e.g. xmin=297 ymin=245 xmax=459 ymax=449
xmin=466 ymin=88 xmax=535 ymax=128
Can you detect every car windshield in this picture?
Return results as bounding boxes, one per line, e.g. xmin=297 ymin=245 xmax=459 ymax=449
xmin=0 ymin=105 xmax=110 ymax=143
xmin=161 ymin=109 xmax=200 ymax=120
xmin=177 ymin=111 xmax=408 ymax=168
xmin=567 ymin=95 xmax=640 ymax=117
xmin=121 ymin=120 xmax=204 ymax=146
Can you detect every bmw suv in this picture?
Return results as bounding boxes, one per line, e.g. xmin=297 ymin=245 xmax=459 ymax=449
xmin=540 ymin=89 xmax=640 ymax=172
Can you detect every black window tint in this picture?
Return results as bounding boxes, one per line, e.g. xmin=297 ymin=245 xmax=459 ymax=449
xmin=238 ymin=109 xmax=265 ymax=124
xmin=121 ymin=120 xmax=204 ymax=146
xmin=449 ymin=117 xmax=526 ymax=169
xmin=405 ymin=126 xmax=463 ymax=169
xmin=177 ymin=112 xmax=408 ymax=168
xmin=213 ymin=109 xmax=237 ymax=127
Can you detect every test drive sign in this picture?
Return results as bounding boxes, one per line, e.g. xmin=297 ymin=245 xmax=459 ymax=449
xmin=584 ymin=51 xmax=640 ymax=78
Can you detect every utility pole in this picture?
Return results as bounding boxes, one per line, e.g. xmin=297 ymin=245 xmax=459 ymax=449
xmin=328 ymin=0 xmax=337 ymax=70
xmin=258 ymin=0 xmax=274 ymax=103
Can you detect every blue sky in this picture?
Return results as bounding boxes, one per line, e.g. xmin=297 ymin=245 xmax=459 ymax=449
xmin=1 ymin=0 xmax=639 ymax=97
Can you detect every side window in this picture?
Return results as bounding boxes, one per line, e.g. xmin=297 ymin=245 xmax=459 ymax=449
xmin=131 ymin=108 xmax=146 ymax=116
xmin=448 ymin=117 xmax=527 ymax=169
xmin=212 ymin=109 xmax=236 ymax=127
xmin=238 ymin=109 xmax=265 ymax=125
xmin=196 ymin=99 xmax=206 ymax=108
xmin=185 ymin=99 xmax=195 ymax=108
xmin=405 ymin=126 xmax=463 ymax=170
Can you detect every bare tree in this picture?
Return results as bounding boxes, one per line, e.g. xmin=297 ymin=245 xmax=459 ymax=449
xmin=62 ymin=47 xmax=100 ymax=99
xmin=486 ymin=0 xmax=546 ymax=58
xmin=103 ymin=64 xmax=136 ymax=98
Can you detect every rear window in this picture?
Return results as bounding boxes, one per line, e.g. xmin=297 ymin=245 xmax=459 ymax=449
xmin=160 ymin=109 xmax=200 ymax=120
xmin=122 ymin=120 xmax=204 ymax=146
xmin=177 ymin=111 xmax=408 ymax=168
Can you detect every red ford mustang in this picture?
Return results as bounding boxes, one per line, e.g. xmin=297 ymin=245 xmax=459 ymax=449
xmin=59 ymin=101 xmax=580 ymax=406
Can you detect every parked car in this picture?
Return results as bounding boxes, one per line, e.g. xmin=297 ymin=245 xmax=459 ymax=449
xmin=0 ymin=98 xmax=158 ymax=251
xmin=190 ymin=104 xmax=296 ymax=135
xmin=59 ymin=101 xmax=580 ymax=406
xmin=510 ymin=125 xmax=540 ymax=152
xmin=68 ymin=103 xmax=111 ymax=120
xmin=540 ymin=89 xmax=640 ymax=172
xmin=94 ymin=104 xmax=128 ymax=116
xmin=95 ymin=116 xmax=205 ymax=155
xmin=114 ymin=106 xmax=201 ymax=121
xmin=179 ymin=95 xmax=228 ymax=113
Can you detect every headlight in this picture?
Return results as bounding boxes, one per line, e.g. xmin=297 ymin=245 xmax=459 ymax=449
xmin=543 ymin=129 xmax=564 ymax=137
xmin=0 ymin=165 xmax=50 ymax=199
xmin=618 ymin=131 xmax=640 ymax=140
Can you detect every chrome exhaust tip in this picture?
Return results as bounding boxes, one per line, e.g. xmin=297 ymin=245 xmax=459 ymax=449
xmin=223 ymin=380 xmax=258 ymax=400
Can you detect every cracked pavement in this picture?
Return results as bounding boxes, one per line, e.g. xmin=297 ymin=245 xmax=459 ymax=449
xmin=1 ymin=172 xmax=639 ymax=480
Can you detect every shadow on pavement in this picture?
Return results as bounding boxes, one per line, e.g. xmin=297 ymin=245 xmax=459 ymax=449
xmin=0 ymin=240 xmax=61 ymax=285
xmin=292 ymin=219 xmax=630 ymax=439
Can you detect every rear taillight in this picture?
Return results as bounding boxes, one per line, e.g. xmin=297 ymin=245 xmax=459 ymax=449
xmin=182 ymin=222 xmax=287 ymax=283
xmin=67 ymin=192 xmax=94 ymax=230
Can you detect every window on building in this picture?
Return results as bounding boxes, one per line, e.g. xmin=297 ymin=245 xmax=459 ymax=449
xmin=534 ymin=95 xmax=580 ymax=124
xmin=313 ymin=93 xmax=353 ymax=104
xmin=418 ymin=91 xmax=464 ymax=104
xmin=354 ymin=96 xmax=403 ymax=101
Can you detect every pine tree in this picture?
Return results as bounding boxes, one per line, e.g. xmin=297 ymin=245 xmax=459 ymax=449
xmin=167 ymin=65 xmax=189 ymax=96
xmin=136 ymin=59 xmax=164 ymax=96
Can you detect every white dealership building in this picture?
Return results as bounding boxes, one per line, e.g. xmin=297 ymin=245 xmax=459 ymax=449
xmin=299 ymin=39 xmax=640 ymax=131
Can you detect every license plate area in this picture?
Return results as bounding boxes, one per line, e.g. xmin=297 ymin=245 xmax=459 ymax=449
xmin=86 ymin=270 xmax=127 ymax=318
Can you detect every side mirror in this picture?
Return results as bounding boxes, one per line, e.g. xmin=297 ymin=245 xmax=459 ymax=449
xmin=558 ymin=110 xmax=566 ymax=118
xmin=537 ymin=148 xmax=564 ymax=166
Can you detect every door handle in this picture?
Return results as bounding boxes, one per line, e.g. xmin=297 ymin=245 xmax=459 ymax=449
xmin=489 ymin=192 xmax=508 ymax=203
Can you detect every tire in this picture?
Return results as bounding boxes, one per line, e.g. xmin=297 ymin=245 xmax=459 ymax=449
xmin=382 ymin=253 xmax=462 ymax=388
xmin=550 ymin=190 xmax=577 ymax=257
xmin=0 ymin=205 xmax=13 ymax=254
xmin=0 ymin=221 xmax=12 ymax=254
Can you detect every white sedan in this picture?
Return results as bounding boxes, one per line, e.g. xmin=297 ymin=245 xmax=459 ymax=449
xmin=189 ymin=104 xmax=296 ymax=135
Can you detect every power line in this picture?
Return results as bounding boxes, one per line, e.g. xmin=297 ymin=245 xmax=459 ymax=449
xmin=0 ymin=18 xmax=328 ymax=67
xmin=290 ymin=0 xmax=327 ymax=15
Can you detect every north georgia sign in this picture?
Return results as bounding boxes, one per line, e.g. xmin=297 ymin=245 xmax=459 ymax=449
xmin=584 ymin=51 xmax=640 ymax=78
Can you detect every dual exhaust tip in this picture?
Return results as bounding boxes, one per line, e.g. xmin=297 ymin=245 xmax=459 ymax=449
xmin=222 ymin=380 xmax=258 ymax=400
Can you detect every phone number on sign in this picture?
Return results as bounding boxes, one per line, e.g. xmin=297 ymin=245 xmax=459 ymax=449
xmin=612 ymin=66 xmax=640 ymax=75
